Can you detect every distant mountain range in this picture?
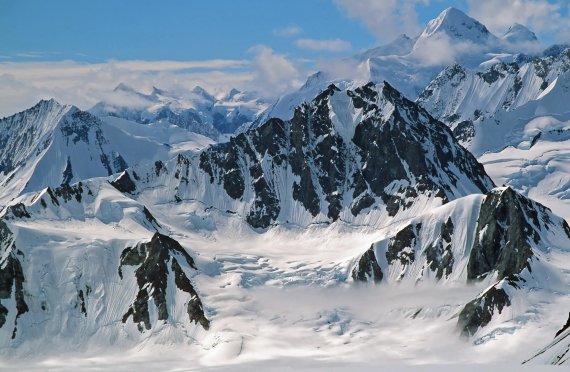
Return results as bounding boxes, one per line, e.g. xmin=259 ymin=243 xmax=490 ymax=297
xmin=90 ymin=83 xmax=268 ymax=140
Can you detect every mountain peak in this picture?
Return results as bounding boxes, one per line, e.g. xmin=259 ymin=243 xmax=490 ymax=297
xmin=191 ymin=86 xmax=215 ymax=101
xmin=151 ymin=86 xmax=166 ymax=96
xmin=503 ymin=23 xmax=538 ymax=43
xmin=226 ymin=88 xmax=241 ymax=100
xmin=36 ymin=98 xmax=62 ymax=108
xmin=421 ymin=7 xmax=495 ymax=44
xmin=113 ymin=83 xmax=138 ymax=94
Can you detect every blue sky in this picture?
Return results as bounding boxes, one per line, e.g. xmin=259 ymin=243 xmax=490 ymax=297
xmin=1 ymin=0 xmax=469 ymax=62
xmin=0 ymin=0 xmax=569 ymax=116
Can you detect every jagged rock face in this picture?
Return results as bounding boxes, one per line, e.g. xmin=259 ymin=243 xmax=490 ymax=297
xmin=352 ymin=188 xmax=568 ymax=285
xmin=0 ymin=99 xmax=67 ymax=176
xmin=58 ymin=109 xmax=129 ymax=177
xmin=351 ymin=245 xmax=383 ymax=283
xmin=0 ymin=100 xmax=131 ymax=206
xmin=555 ymin=313 xmax=570 ymax=338
xmin=467 ymin=187 xmax=543 ymax=281
xmin=0 ymin=178 xmax=211 ymax=349
xmin=111 ymin=170 xmax=138 ymax=194
xmin=351 ymin=187 xmax=570 ymax=336
xmin=385 ymin=224 xmax=419 ymax=268
xmin=457 ymin=280 xmax=513 ymax=337
xmin=425 ymin=217 xmax=454 ymax=280
xmin=417 ymin=48 xmax=570 ymax=128
xmin=196 ymin=82 xmax=493 ymax=228
xmin=119 ymin=233 xmax=209 ymax=332
xmin=0 ymin=220 xmax=28 ymax=339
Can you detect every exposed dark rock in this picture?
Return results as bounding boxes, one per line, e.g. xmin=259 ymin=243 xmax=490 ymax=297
xmin=350 ymin=194 xmax=375 ymax=216
xmin=60 ymin=110 xmax=97 ymax=144
xmin=0 ymin=303 xmax=8 ymax=328
xmin=0 ymin=220 xmax=29 ymax=338
xmin=467 ymin=188 xmax=542 ymax=281
xmin=119 ymin=233 xmax=208 ymax=331
xmin=197 ymin=81 xmax=493 ymax=229
xmin=154 ymin=160 xmax=165 ymax=177
xmin=171 ymin=258 xmax=210 ymax=330
xmin=457 ymin=279 xmax=514 ymax=337
xmin=111 ymin=171 xmax=137 ymax=194
xmin=61 ymin=156 xmax=73 ymax=185
xmin=453 ymin=120 xmax=475 ymax=143
xmin=386 ymin=224 xmax=420 ymax=266
xmin=7 ymin=203 xmax=31 ymax=219
xmin=476 ymin=63 xmax=516 ymax=85
xmin=51 ymin=182 xmax=84 ymax=203
xmin=426 ymin=217 xmax=455 ymax=279
xmin=555 ymin=312 xmax=570 ymax=337
xmin=351 ymin=245 xmax=383 ymax=283
xmin=530 ymin=132 xmax=542 ymax=148
xmin=142 ymin=206 xmax=161 ymax=229
xmin=77 ymin=289 xmax=87 ymax=317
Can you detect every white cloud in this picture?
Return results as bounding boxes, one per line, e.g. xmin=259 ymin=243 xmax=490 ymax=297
xmin=0 ymin=51 xmax=307 ymax=117
xmin=273 ymin=26 xmax=303 ymax=37
xmin=247 ymin=46 xmax=305 ymax=98
xmin=467 ymin=0 xmax=567 ymax=38
xmin=295 ymin=38 xmax=352 ymax=52
xmin=410 ymin=33 xmax=484 ymax=66
xmin=335 ymin=0 xmax=430 ymax=42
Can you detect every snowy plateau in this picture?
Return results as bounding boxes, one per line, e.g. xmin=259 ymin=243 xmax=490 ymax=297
xmin=2 ymin=6 xmax=570 ymax=371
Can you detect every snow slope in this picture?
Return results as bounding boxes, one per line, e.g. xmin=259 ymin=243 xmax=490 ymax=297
xmin=0 ymin=180 xmax=210 ymax=355
xmin=352 ymin=187 xmax=570 ymax=339
xmin=0 ymin=100 xmax=213 ymax=207
xmin=526 ymin=315 xmax=570 ymax=365
xmin=418 ymin=48 xmax=570 ymax=126
xmin=0 ymin=80 xmax=569 ymax=370
xmin=465 ymin=71 xmax=570 ymax=220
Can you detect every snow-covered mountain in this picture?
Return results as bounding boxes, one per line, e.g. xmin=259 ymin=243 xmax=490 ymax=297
xmin=0 ymin=179 xmax=210 ymax=353
xmin=112 ymin=82 xmax=493 ymax=229
xmin=3 ymin=7 xmax=570 ymax=367
xmin=352 ymin=186 xmax=570 ymax=338
xmin=503 ymin=23 xmax=538 ymax=45
xmin=414 ymin=7 xmax=498 ymax=48
xmin=0 ymin=99 xmax=213 ymax=207
xmin=1 ymin=79 xmax=569 ymax=368
xmin=471 ymin=70 xmax=570 ymax=223
xmin=257 ymin=7 xmax=540 ymax=125
xmin=418 ymin=47 xmax=570 ymax=126
xmin=91 ymin=84 xmax=268 ymax=139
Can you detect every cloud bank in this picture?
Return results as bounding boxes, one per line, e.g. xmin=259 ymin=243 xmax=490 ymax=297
xmin=0 ymin=48 xmax=307 ymax=117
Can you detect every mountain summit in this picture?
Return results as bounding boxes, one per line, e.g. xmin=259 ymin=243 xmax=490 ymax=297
xmin=503 ymin=23 xmax=538 ymax=44
xmin=418 ymin=7 xmax=498 ymax=45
